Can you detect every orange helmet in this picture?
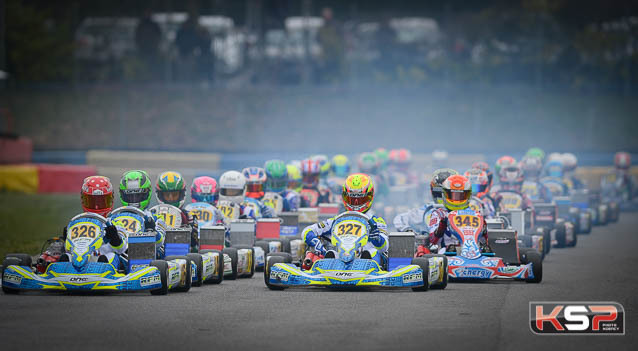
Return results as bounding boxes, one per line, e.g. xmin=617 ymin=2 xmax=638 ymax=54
xmin=442 ymin=175 xmax=472 ymax=211
xmin=342 ymin=173 xmax=374 ymax=213
xmin=81 ymin=176 xmax=114 ymax=217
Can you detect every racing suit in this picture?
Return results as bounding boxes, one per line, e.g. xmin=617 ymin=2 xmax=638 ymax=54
xmin=424 ymin=206 xmax=490 ymax=253
xmin=393 ymin=203 xmax=444 ymax=234
xmin=302 ymin=213 xmax=389 ymax=265
xmin=521 ymin=179 xmax=553 ymax=203
xmin=109 ymin=207 xmax=167 ymax=259
xmin=299 ymin=185 xmax=332 ymax=208
xmin=492 ymin=189 xmax=534 ymax=212
xmin=243 ymin=197 xmax=276 ymax=218
xmin=279 ymin=189 xmax=301 ymax=212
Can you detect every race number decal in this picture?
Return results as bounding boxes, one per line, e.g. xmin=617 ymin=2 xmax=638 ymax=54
xmin=469 ymin=199 xmax=482 ymax=213
xmin=162 ymin=213 xmax=178 ymax=227
xmin=69 ymin=222 xmax=100 ymax=240
xmin=219 ymin=204 xmax=237 ymax=219
xmin=333 ymin=220 xmax=366 ymax=237
xmin=112 ymin=216 xmax=141 ymax=233
xmin=453 ymin=215 xmax=480 ymax=228
xmin=500 ymin=193 xmax=523 ymax=210
xmin=262 ymin=192 xmax=284 ymax=214
xmin=189 ymin=209 xmax=213 ymax=222
xmin=522 ymin=183 xmax=539 ymax=198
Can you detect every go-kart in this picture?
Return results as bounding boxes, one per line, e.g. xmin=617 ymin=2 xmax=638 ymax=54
xmin=2 ymin=212 xmax=190 ymax=295
xmin=151 ymin=203 xmax=224 ymax=285
xmin=443 ymin=208 xmax=542 ymax=283
xmin=264 ymin=211 xmax=447 ymax=291
xmin=493 ymin=191 xmax=548 ymax=257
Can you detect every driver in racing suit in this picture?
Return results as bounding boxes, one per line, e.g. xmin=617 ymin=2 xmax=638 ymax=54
xmin=156 ymin=171 xmax=200 ymax=251
xmin=302 ymin=173 xmax=388 ymax=266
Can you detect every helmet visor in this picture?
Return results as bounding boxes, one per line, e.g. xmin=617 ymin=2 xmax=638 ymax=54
xmin=431 ymin=186 xmax=443 ymax=200
xmin=303 ymin=174 xmax=319 ymax=186
xmin=82 ymin=193 xmax=113 ymax=211
xmin=246 ymin=183 xmax=264 ymax=193
xmin=444 ymin=189 xmax=471 ymax=204
xmin=343 ymin=192 xmax=373 ymax=211
xmin=121 ymin=188 xmax=150 ymax=204
xmin=193 ymin=193 xmax=218 ymax=203
xmin=267 ymin=178 xmax=287 ymax=192
xmin=158 ymin=190 xmax=184 ymax=203
xmin=288 ymin=180 xmax=301 ymax=189
xmin=221 ymin=188 xmax=243 ymax=197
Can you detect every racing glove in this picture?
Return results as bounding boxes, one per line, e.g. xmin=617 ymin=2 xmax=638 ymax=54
xmin=144 ymin=215 xmax=156 ymax=231
xmin=434 ymin=216 xmax=447 ymax=238
xmin=104 ymin=223 xmax=122 ymax=247
xmin=310 ymin=237 xmax=326 ymax=256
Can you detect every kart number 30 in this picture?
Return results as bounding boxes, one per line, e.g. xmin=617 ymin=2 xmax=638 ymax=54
xmin=190 ymin=209 xmax=213 ymax=222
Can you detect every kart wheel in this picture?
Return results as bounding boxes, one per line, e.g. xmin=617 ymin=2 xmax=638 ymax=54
xmin=186 ymin=253 xmax=204 ymax=287
xmin=5 ymin=253 xmax=32 ymax=267
xmin=235 ymin=245 xmax=255 ymax=278
xmin=266 ymin=252 xmax=293 ymax=264
xmin=255 ymin=240 xmax=270 ymax=255
xmin=554 ymin=221 xmax=567 ymax=248
xmin=542 ymin=228 xmax=551 ymax=256
xmin=581 ymin=212 xmax=592 ymax=234
xmin=422 ymin=254 xmax=448 ymax=290
xmin=264 ymin=255 xmax=286 ymax=290
xmin=200 ymin=250 xmax=224 ymax=284
xmin=567 ymin=225 xmax=578 ymax=248
xmin=520 ymin=249 xmax=542 ymax=283
xmin=281 ymin=237 xmax=292 ymax=253
xmin=223 ymin=248 xmax=238 ymax=280
xmin=164 ymin=255 xmax=192 ymax=292
xmin=410 ymin=257 xmax=430 ymax=291
xmin=2 ymin=257 xmax=22 ymax=294
xmin=150 ymin=260 xmax=169 ymax=295
xmin=609 ymin=203 xmax=620 ymax=222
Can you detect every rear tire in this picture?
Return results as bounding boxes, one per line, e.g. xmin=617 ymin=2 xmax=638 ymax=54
xmin=266 ymin=252 xmax=293 ymax=264
xmin=164 ymin=255 xmax=192 ymax=292
xmin=222 ymin=248 xmax=238 ymax=280
xmin=410 ymin=257 xmax=430 ymax=291
xmin=422 ymin=254 xmax=447 ymax=290
xmin=265 ymin=256 xmax=287 ymax=290
xmin=554 ymin=221 xmax=567 ymax=248
xmin=255 ymin=240 xmax=270 ymax=255
xmin=186 ymin=253 xmax=204 ymax=287
xmin=200 ymin=249 xmax=224 ymax=284
xmin=150 ymin=260 xmax=169 ymax=295
xmin=234 ymin=245 xmax=255 ymax=278
xmin=567 ymin=224 xmax=578 ymax=248
xmin=520 ymin=250 xmax=542 ymax=283
xmin=5 ymin=253 xmax=32 ymax=267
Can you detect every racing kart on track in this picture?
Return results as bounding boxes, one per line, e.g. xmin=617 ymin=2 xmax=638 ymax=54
xmin=2 ymin=212 xmax=191 ymax=295
xmin=443 ymin=208 xmax=542 ymax=283
xmin=264 ymin=211 xmax=448 ymax=291
xmin=493 ymin=191 xmax=549 ymax=257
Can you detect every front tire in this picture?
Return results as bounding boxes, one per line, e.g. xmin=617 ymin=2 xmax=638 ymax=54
xmin=520 ymin=249 xmax=542 ymax=283
xmin=410 ymin=257 xmax=430 ymax=291
xmin=200 ymin=249 xmax=223 ymax=284
xmin=265 ymin=256 xmax=287 ymax=290
xmin=164 ymin=255 xmax=192 ymax=292
xmin=223 ymin=248 xmax=238 ymax=280
xmin=554 ymin=221 xmax=567 ymax=248
xmin=149 ymin=260 xmax=169 ymax=295
xmin=422 ymin=254 xmax=448 ymax=290
xmin=186 ymin=253 xmax=204 ymax=287
xmin=2 ymin=257 xmax=23 ymax=294
xmin=234 ymin=245 xmax=255 ymax=278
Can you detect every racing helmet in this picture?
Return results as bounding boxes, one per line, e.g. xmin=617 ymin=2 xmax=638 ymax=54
xmin=286 ymin=164 xmax=302 ymax=192
xmin=191 ymin=176 xmax=218 ymax=204
xmin=219 ymin=170 xmax=246 ymax=204
xmin=525 ymin=147 xmax=546 ymax=163
xmin=390 ymin=148 xmax=412 ymax=170
xmin=242 ymin=167 xmax=267 ymax=199
xmin=494 ymin=156 xmax=516 ymax=176
xmin=81 ymin=175 xmax=114 ymax=217
xmin=342 ymin=173 xmax=375 ymax=213
xmin=520 ymin=156 xmax=543 ymax=179
xmin=430 ymin=168 xmax=459 ymax=204
xmin=499 ymin=165 xmax=525 ymax=191
xmin=119 ymin=170 xmax=152 ymax=210
xmin=547 ymin=152 xmax=563 ymax=163
xmin=432 ymin=149 xmax=449 ymax=168
xmin=464 ymin=168 xmax=489 ymax=198
xmin=265 ymin=160 xmax=288 ymax=193
xmin=312 ymin=155 xmax=331 ymax=178
xmin=442 ymin=175 xmax=472 ymax=211
xmin=331 ymin=154 xmax=350 ymax=178
xmin=562 ymin=153 xmax=578 ymax=172
xmin=471 ymin=161 xmax=493 ymax=187
xmin=545 ymin=160 xmax=564 ymax=178
xmin=301 ymin=159 xmax=320 ymax=188
xmin=156 ymin=171 xmax=186 ymax=208
xmin=374 ymin=148 xmax=390 ymax=170
xmin=614 ymin=152 xmax=631 ymax=170
xmin=358 ymin=152 xmax=379 ymax=174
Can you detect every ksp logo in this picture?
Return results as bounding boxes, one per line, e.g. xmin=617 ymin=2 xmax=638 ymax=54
xmin=530 ymin=302 xmax=624 ymax=335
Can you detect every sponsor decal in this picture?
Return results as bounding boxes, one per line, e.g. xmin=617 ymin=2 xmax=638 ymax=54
xmin=454 ymin=267 xmax=491 ymax=279
xmin=530 ymin=302 xmax=625 ymax=335
xmin=501 ymin=266 xmax=521 ymax=274
xmin=334 ymin=272 xmax=354 ymax=277
xmin=270 ymin=270 xmax=290 ymax=281
xmin=4 ymin=272 xmax=22 ymax=285
xmin=447 ymin=257 xmax=464 ymax=266
xmin=480 ymin=258 xmax=499 ymax=267
xmin=494 ymin=239 xmax=510 ymax=244
xmin=130 ymin=264 xmax=147 ymax=271
xmin=403 ymin=272 xmax=423 ymax=284
xmin=203 ymin=259 xmax=214 ymax=276
xmin=140 ymin=274 xmax=161 ymax=287
xmin=68 ymin=277 xmax=89 ymax=282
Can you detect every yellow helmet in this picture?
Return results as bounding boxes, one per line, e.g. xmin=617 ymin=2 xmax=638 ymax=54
xmin=286 ymin=164 xmax=302 ymax=192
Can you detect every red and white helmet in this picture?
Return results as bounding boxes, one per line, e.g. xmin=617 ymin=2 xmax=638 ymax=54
xmin=301 ymin=158 xmax=320 ymax=187
xmin=615 ymin=152 xmax=631 ymax=170
xmin=389 ymin=148 xmax=412 ymax=164
xmin=81 ymin=176 xmax=114 ymax=216
xmin=242 ymin=167 xmax=267 ymax=199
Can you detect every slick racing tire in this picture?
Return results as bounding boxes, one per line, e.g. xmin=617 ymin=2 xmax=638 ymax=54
xmin=223 ymin=248 xmax=238 ymax=280
xmin=609 ymin=203 xmax=620 ymax=222
xmin=200 ymin=249 xmax=224 ymax=284
xmin=280 ymin=237 xmax=292 ymax=253
xmin=422 ymin=254 xmax=448 ymax=290
xmin=5 ymin=253 xmax=32 ymax=267
xmin=554 ymin=221 xmax=567 ymax=248
xmin=2 ymin=257 xmax=23 ymax=294
xmin=410 ymin=257 xmax=431 ymax=292
xmin=187 ymin=253 xmax=204 ymax=287
xmin=164 ymin=255 xmax=192 ymax=292
xmin=265 ymin=255 xmax=287 ymax=290
xmin=150 ymin=260 xmax=169 ymax=295
xmin=234 ymin=245 xmax=255 ymax=278
xmin=266 ymin=252 xmax=293 ymax=264
xmin=520 ymin=249 xmax=542 ymax=283
xmin=255 ymin=240 xmax=270 ymax=256
xmin=581 ymin=212 xmax=592 ymax=234
xmin=566 ymin=225 xmax=578 ymax=248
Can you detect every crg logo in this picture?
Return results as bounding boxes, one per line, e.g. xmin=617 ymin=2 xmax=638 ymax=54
xmin=530 ymin=302 xmax=624 ymax=335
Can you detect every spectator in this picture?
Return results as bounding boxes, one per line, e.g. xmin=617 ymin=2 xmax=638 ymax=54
xmin=134 ymin=8 xmax=162 ymax=80
xmin=175 ymin=4 xmax=212 ymax=81
xmin=316 ymin=7 xmax=345 ymax=84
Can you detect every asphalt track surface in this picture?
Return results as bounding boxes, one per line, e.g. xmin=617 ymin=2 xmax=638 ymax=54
xmin=1 ymin=215 xmax=637 ymax=351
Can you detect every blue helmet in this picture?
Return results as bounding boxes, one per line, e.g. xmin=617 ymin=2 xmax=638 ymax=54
xmin=545 ymin=160 xmax=564 ymax=178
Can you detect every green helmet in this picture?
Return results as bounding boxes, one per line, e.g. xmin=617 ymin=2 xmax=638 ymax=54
xmin=358 ymin=152 xmax=379 ymax=174
xmin=119 ymin=170 xmax=152 ymax=210
xmin=156 ymin=171 xmax=186 ymax=208
xmin=374 ymin=148 xmax=389 ymax=170
xmin=265 ymin=159 xmax=288 ymax=193
xmin=525 ymin=147 xmax=545 ymax=163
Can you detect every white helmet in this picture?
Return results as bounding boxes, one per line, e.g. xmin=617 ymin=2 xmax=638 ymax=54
xmin=547 ymin=152 xmax=562 ymax=163
xmin=219 ymin=171 xmax=246 ymax=204
xmin=562 ymin=153 xmax=577 ymax=172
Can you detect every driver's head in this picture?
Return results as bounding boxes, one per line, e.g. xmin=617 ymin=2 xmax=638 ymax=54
xmin=342 ymin=173 xmax=374 ymax=213
xmin=430 ymin=168 xmax=458 ymax=204
xmin=442 ymin=175 xmax=472 ymax=211
xmin=81 ymin=176 xmax=114 ymax=216
xmin=156 ymin=171 xmax=186 ymax=208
